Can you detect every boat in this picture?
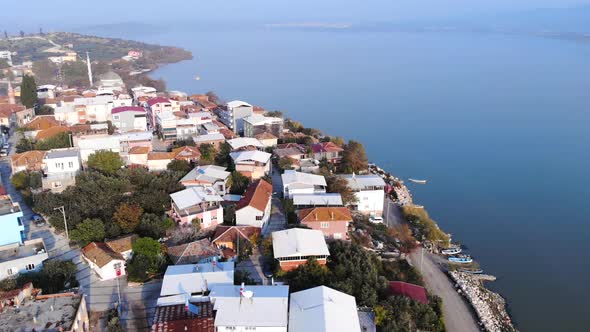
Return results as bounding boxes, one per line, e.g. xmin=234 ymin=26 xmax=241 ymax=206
xmin=194 ymin=76 xmax=201 ymax=81
xmin=441 ymin=247 xmax=462 ymax=255
xmin=448 ymin=256 xmax=473 ymax=264
xmin=408 ymin=178 xmax=427 ymax=184
xmin=458 ymin=268 xmax=483 ymax=274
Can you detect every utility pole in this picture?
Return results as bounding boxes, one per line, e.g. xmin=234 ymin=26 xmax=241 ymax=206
xmin=53 ymin=206 xmax=69 ymax=239
xmin=116 ymin=275 xmax=122 ymax=316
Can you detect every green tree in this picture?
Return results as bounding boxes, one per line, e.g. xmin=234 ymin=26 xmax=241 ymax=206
xmin=70 ymin=218 xmax=106 ymax=247
xmin=172 ymin=137 xmax=195 ymax=148
xmin=283 ymin=258 xmax=331 ymax=292
xmin=113 ymin=203 xmax=143 ymax=233
xmin=340 ymin=140 xmax=368 ymax=173
xmin=11 ymin=171 xmax=41 ymax=190
xmin=214 ymin=142 xmax=233 ymax=168
xmin=36 ymin=105 xmax=54 ymax=115
xmin=265 ymin=110 xmax=283 ymax=118
xmin=132 ymin=237 xmax=162 ymax=259
xmin=20 ymin=74 xmax=38 ymax=109
xmin=198 ymin=143 xmax=215 ymax=163
xmin=127 ymin=254 xmax=151 ymax=282
xmin=223 ymin=204 xmax=236 ymax=226
xmin=278 ymin=157 xmax=294 ymax=171
xmin=34 ymin=131 xmax=72 ymax=150
xmin=322 ymin=172 xmax=358 ymax=206
xmin=87 ymin=150 xmax=124 ymax=175
xmin=137 ymin=213 xmax=174 ymax=239
xmin=167 ymin=159 xmax=191 ymax=173
xmin=229 ymin=171 xmax=250 ymax=195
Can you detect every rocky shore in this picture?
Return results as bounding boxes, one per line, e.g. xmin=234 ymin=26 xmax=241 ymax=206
xmin=450 ymin=271 xmax=516 ymax=332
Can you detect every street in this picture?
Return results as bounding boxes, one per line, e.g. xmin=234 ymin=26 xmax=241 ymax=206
xmin=409 ymin=247 xmax=480 ymax=332
xmin=383 ymin=197 xmax=404 ymax=228
xmin=262 ymin=167 xmax=287 ymax=237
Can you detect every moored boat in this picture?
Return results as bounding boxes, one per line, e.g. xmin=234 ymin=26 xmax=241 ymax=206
xmin=459 ymin=268 xmax=483 ymax=274
xmin=441 ymin=247 xmax=462 ymax=255
xmin=448 ymin=256 xmax=473 ymax=264
xmin=408 ymin=178 xmax=427 ymax=184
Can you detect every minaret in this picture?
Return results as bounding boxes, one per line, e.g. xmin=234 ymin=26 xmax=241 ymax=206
xmin=86 ymin=51 xmax=93 ymax=87
xmin=7 ymin=80 xmax=15 ymax=104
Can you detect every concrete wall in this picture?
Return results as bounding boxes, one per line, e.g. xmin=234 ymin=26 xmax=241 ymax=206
xmin=301 ymin=220 xmax=349 ymax=240
xmin=0 ymin=211 xmax=25 ymax=246
xmin=353 ymin=190 xmax=384 ymax=216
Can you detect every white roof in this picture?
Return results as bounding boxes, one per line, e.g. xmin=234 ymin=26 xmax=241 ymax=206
xmin=289 ymin=286 xmax=361 ymax=332
xmin=180 ymin=165 xmax=230 ymax=184
xmin=188 ymin=112 xmax=212 ymax=120
xmin=210 ymin=285 xmax=289 ymax=328
xmin=243 ymin=114 xmax=283 ymax=126
xmin=282 ymin=170 xmax=327 ymax=187
xmin=341 ymin=174 xmax=386 ymax=191
xmin=118 ymin=131 xmax=153 ymax=142
xmin=227 ymin=100 xmax=252 ymax=108
xmin=194 ymin=133 xmax=225 ymax=143
xmin=170 ymin=187 xmax=224 ymax=210
xmin=230 ymin=150 xmax=271 ymax=164
xmin=160 ymin=262 xmax=234 ymax=296
xmin=156 ymin=110 xmax=176 ymax=121
xmin=227 ymin=137 xmax=265 ymax=150
xmin=292 ymin=193 xmax=343 ymax=206
xmin=272 ymin=228 xmax=330 ymax=258
xmin=73 ymin=95 xmax=114 ymax=106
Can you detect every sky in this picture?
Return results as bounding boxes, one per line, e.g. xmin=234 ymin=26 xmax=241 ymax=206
xmin=2 ymin=0 xmax=590 ymax=31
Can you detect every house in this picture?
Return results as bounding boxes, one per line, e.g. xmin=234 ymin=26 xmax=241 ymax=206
xmin=211 ymin=226 xmax=261 ymax=253
xmin=170 ymin=187 xmax=224 ymax=228
xmin=147 ymin=96 xmax=179 ymax=128
xmin=0 ymin=196 xmax=24 ymax=247
xmin=167 ymin=239 xmax=221 ymax=265
xmin=180 ymin=165 xmax=230 ymax=195
xmin=273 ymin=146 xmax=306 ymax=161
xmin=13 ymin=107 xmax=35 ymax=127
xmin=0 ymin=239 xmax=48 ymax=280
xmin=216 ymin=101 xmax=254 ymax=135
xmin=0 ymin=292 xmax=89 ymax=332
xmin=10 ymin=150 xmax=47 ymax=173
xmin=81 ymin=235 xmax=137 ymax=280
xmin=209 ymin=284 xmax=289 ymax=332
xmin=289 ymin=286 xmax=362 ymax=332
xmin=281 ymin=170 xmax=327 ymax=199
xmin=311 ymin=142 xmax=344 ymax=164
xmin=226 ymin=137 xmax=265 ymax=151
xmin=111 ymin=106 xmax=148 ymax=132
xmin=73 ymin=134 xmax=121 ymax=162
xmin=172 ymin=145 xmax=201 ymax=163
xmin=147 ymin=151 xmax=174 ymax=171
xmin=193 ymin=133 xmax=226 ymax=149
xmin=119 ymin=130 xmax=153 ymax=153
xmin=341 ymin=174 xmax=386 ymax=216
xmin=151 ymin=301 xmax=215 ymax=332
xmin=255 ymin=132 xmax=278 ymax=147
xmin=35 ymin=125 xmax=70 ymax=141
xmin=272 ymin=228 xmax=330 ymax=271
xmin=37 ymin=84 xmax=57 ymax=99
xmin=25 ymin=115 xmax=60 ymax=131
xmin=98 ymin=71 xmax=125 ymax=91
xmin=388 ymin=281 xmax=429 ymax=304
xmin=0 ymin=282 xmax=36 ymax=312
xmin=235 ymin=180 xmax=273 ymax=230
xmin=159 ymin=262 xmax=234 ymax=298
xmin=242 ymin=114 xmax=284 ymax=138
xmin=156 ymin=111 xmax=210 ymax=141
xmin=299 ymin=207 xmax=352 ymax=240
xmin=292 ymin=193 xmax=343 ymax=208
xmin=131 ymin=86 xmax=158 ymax=100
xmin=128 ymin=146 xmax=151 ymax=166
xmin=0 ymin=104 xmax=23 ymax=126
xmin=230 ymin=150 xmax=272 ymax=180
xmin=41 ymin=148 xmax=81 ymax=192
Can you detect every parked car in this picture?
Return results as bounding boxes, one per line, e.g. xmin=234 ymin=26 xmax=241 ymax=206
xmin=262 ymin=263 xmax=274 ymax=278
xmin=369 ymin=216 xmax=384 ymax=223
xmin=2 ymin=143 xmax=8 ymax=150
xmin=0 ymin=149 xmax=7 ymax=157
xmin=32 ymin=214 xmax=46 ymax=227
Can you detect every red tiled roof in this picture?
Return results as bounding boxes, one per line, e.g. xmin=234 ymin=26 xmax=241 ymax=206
xmin=388 ymin=281 xmax=429 ymax=304
xmin=148 ymin=151 xmax=174 ymax=160
xmin=0 ymin=103 xmax=25 ymax=114
xmin=166 ymin=239 xmax=221 ymax=265
xmin=152 ymin=301 xmax=214 ymax=331
xmin=298 ymin=207 xmax=352 ymax=223
xmin=111 ymin=106 xmax=146 ymax=114
xmin=212 ymin=226 xmax=261 ymax=244
xmin=172 ymin=146 xmax=201 ymax=160
xmin=311 ymin=142 xmax=344 ymax=154
xmin=35 ymin=126 xmax=69 ymax=140
xmin=129 ymin=146 xmax=150 ymax=155
xmin=235 ymin=179 xmax=272 ymax=212
xmin=81 ymin=242 xmax=124 ymax=268
xmin=147 ymin=96 xmax=171 ymax=107
xmin=26 ymin=115 xmax=60 ymax=130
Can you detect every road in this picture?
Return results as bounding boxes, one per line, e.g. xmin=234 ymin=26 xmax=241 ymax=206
xmin=2 ymin=131 xmax=160 ymax=331
xmin=262 ymin=167 xmax=287 ymax=237
xmin=409 ymin=247 xmax=480 ymax=332
xmin=383 ymin=197 xmax=404 ymax=228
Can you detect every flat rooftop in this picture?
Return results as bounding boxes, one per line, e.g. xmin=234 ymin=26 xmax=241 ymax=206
xmin=0 ymin=294 xmax=82 ymax=331
xmin=0 ymin=197 xmax=20 ymax=215
xmin=0 ymin=240 xmax=46 ymax=264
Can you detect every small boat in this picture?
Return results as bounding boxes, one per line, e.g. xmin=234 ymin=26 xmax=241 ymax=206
xmin=448 ymin=256 xmax=473 ymax=264
xmin=194 ymin=76 xmax=201 ymax=81
xmin=408 ymin=178 xmax=427 ymax=184
xmin=459 ymin=268 xmax=483 ymax=274
xmin=441 ymin=247 xmax=462 ymax=255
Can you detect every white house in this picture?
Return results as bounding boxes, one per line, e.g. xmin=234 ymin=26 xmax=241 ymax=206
xmin=209 ymin=284 xmax=289 ymax=332
xmin=227 ymin=137 xmax=265 ymax=151
xmin=292 ymin=193 xmax=344 ymax=208
xmin=281 ymin=170 xmax=327 ymax=199
xmin=179 ymin=165 xmax=231 ymax=195
xmin=73 ymin=134 xmax=122 ymax=162
xmin=170 ymin=186 xmax=224 ymax=228
xmin=81 ymin=244 xmax=125 ymax=280
xmin=41 ymin=148 xmax=81 ymax=192
xmin=217 ymin=100 xmax=254 ymax=134
xmin=272 ymin=228 xmax=330 ymax=271
xmin=341 ymin=174 xmax=386 ymax=216
xmin=111 ymin=106 xmax=148 ymax=132
xmin=230 ymin=150 xmax=272 ymax=180
xmin=235 ymin=179 xmax=273 ymax=230
xmin=159 ymin=262 xmax=234 ymax=298
xmin=289 ymin=286 xmax=362 ymax=332
xmin=0 ymin=239 xmax=48 ymax=280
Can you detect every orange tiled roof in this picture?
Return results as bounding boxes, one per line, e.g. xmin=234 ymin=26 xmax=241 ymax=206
xmin=26 ymin=115 xmax=60 ymax=130
xmin=81 ymin=242 xmax=124 ymax=268
xmin=148 ymin=151 xmax=174 ymax=160
xmin=298 ymin=207 xmax=353 ymax=223
xmin=235 ymin=179 xmax=272 ymax=212
xmin=10 ymin=150 xmax=47 ymax=170
xmin=129 ymin=146 xmax=150 ymax=155
xmin=35 ymin=126 xmax=69 ymax=140
xmin=172 ymin=146 xmax=201 ymax=160
xmin=105 ymin=234 xmax=138 ymax=253
xmin=212 ymin=226 xmax=261 ymax=244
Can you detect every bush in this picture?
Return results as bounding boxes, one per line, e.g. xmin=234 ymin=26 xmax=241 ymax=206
xmin=137 ymin=213 xmax=174 ymax=239
xmin=70 ymin=218 xmax=106 ymax=247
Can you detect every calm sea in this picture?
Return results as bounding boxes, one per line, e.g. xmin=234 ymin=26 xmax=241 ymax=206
xmin=93 ymin=23 xmax=590 ymax=331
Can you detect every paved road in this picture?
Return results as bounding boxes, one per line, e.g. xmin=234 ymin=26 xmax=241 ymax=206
xmin=236 ymin=247 xmax=268 ymax=285
xmin=409 ymin=247 xmax=480 ymax=332
xmin=262 ymin=167 xmax=287 ymax=237
xmin=383 ymin=197 xmax=404 ymax=228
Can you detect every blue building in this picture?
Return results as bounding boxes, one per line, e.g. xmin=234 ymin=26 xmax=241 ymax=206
xmin=0 ymin=197 xmax=25 ymax=247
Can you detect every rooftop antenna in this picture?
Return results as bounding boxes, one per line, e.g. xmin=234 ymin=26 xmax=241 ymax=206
xmin=86 ymin=51 xmax=93 ymax=87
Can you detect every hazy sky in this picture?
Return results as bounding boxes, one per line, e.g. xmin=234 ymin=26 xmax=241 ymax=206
xmin=2 ymin=0 xmax=590 ymax=29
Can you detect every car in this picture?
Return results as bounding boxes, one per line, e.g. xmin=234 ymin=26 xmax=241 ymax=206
xmin=369 ymin=216 xmax=384 ymax=223
xmin=32 ymin=214 xmax=46 ymax=227
xmin=2 ymin=143 xmax=8 ymax=150
xmin=0 ymin=150 xmax=7 ymax=157
xmin=262 ymin=263 xmax=274 ymax=278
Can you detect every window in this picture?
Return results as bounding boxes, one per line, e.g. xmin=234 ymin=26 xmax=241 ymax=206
xmin=6 ymin=267 xmax=16 ymax=275
xmin=52 ymin=181 xmax=62 ymax=188
xmin=113 ymin=115 xmax=120 ymax=120
xmin=25 ymin=264 xmax=35 ymax=271
xmin=225 ymin=327 xmax=236 ymax=331
xmin=333 ymin=233 xmax=342 ymax=239
xmin=68 ymin=161 xmax=74 ymax=168
xmin=55 ymin=162 xmax=64 ymax=170
xmin=245 ymin=328 xmax=257 ymax=331
xmin=320 ymin=222 xmax=329 ymax=229
xmin=256 ymin=215 xmax=263 ymax=221
xmin=113 ymin=263 xmax=122 ymax=270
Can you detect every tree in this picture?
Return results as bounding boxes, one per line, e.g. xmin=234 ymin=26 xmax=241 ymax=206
xmin=87 ymin=150 xmax=124 ymax=175
xmin=214 ymin=142 xmax=233 ymax=168
xmin=283 ymin=258 xmax=330 ymax=292
xmin=137 ymin=213 xmax=174 ymax=239
xmin=130 ymin=237 xmax=165 ymax=278
xmin=70 ymin=218 xmax=106 ymax=247
xmin=0 ymin=59 xmax=10 ymax=70
xmin=265 ymin=110 xmax=283 ymax=118
xmin=34 ymin=131 xmax=72 ymax=150
xmin=330 ymin=136 xmax=345 ymax=147
xmin=167 ymin=159 xmax=191 ymax=173
xmin=206 ymin=91 xmax=220 ymax=104
xmin=321 ymin=171 xmax=358 ymax=206
xmin=278 ymin=157 xmax=294 ymax=171
xmin=36 ymin=105 xmax=54 ymax=115
xmin=340 ymin=140 xmax=368 ymax=173
xmin=198 ymin=143 xmax=215 ymax=163
xmin=132 ymin=237 xmax=162 ymax=259
xmin=229 ymin=171 xmax=250 ymax=195
xmin=20 ymin=74 xmax=38 ymax=109
xmin=172 ymin=137 xmax=195 ymax=148
xmin=127 ymin=254 xmax=151 ymax=282
xmin=113 ymin=203 xmax=143 ymax=233
xmin=223 ymin=205 xmax=236 ymax=226
xmin=11 ymin=171 xmax=41 ymax=190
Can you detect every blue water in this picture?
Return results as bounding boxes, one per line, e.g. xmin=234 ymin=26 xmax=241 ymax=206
xmin=100 ymin=24 xmax=590 ymax=331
